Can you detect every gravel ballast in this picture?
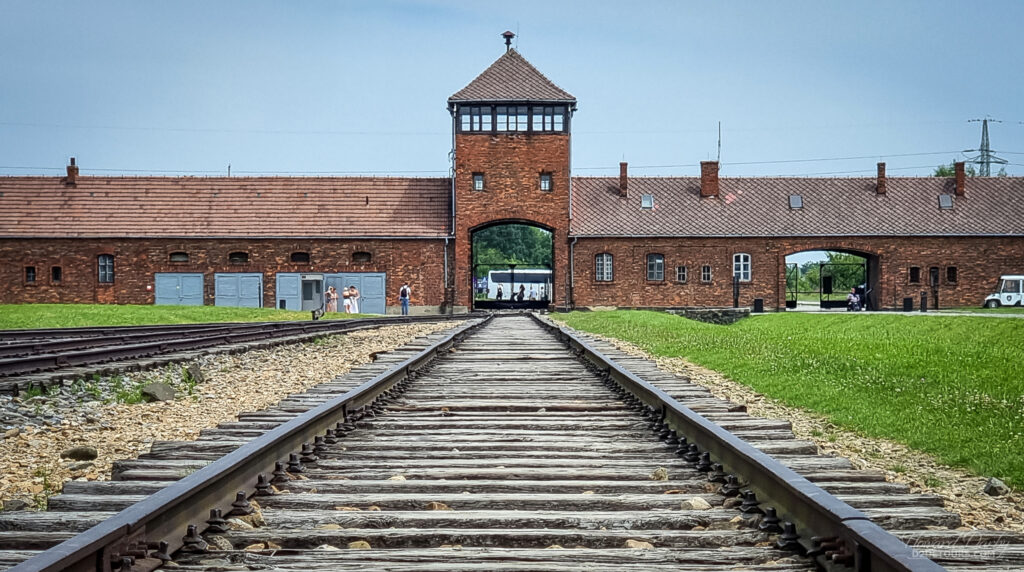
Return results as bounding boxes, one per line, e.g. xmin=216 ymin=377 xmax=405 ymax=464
xmin=0 ymin=322 xmax=459 ymax=510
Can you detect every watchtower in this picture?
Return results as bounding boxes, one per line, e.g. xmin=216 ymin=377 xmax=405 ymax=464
xmin=447 ymin=32 xmax=576 ymax=310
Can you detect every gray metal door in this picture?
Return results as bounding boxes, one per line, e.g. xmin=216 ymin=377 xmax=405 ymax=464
xmin=215 ymin=273 xmax=263 ymax=308
xmin=335 ymin=272 xmax=386 ymax=315
xmin=155 ymin=273 xmax=204 ymax=306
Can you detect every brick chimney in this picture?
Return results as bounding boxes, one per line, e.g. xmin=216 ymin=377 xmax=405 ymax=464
xmin=876 ymin=162 xmax=886 ymax=195
xmin=64 ymin=157 xmax=79 ymax=186
xmin=954 ymin=161 xmax=966 ymax=196
xmin=700 ymin=161 xmax=719 ymax=198
xmin=619 ymin=162 xmax=628 ymax=197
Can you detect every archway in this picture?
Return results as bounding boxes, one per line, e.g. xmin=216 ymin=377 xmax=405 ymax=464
xmin=784 ymin=249 xmax=880 ymax=310
xmin=470 ymin=221 xmax=554 ymax=310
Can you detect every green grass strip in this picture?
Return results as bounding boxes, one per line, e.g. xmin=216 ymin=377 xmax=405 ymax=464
xmin=557 ymin=310 xmax=1024 ymax=489
xmin=0 ymin=304 xmax=366 ymax=330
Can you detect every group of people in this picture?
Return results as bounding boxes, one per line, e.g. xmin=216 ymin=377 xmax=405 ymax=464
xmin=324 ymin=282 xmax=413 ymax=315
xmin=495 ymin=284 xmax=538 ymax=302
xmin=325 ymin=285 xmax=360 ymax=314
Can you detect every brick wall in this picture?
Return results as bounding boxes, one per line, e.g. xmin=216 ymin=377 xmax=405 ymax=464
xmin=453 ymin=132 xmax=571 ymax=310
xmin=0 ymin=238 xmax=446 ymax=308
xmin=572 ymin=236 xmax=1024 ymax=310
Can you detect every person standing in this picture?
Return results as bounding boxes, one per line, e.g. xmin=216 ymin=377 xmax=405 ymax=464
xmin=517 ymin=284 xmax=525 ymax=302
xmin=349 ymin=285 xmax=360 ymax=314
xmin=342 ymin=287 xmax=352 ymax=314
xmin=399 ymin=282 xmax=411 ymax=315
xmin=496 ymin=285 xmax=503 ymax=300
xmin=326 ymin=286 xmax=338 ymax=313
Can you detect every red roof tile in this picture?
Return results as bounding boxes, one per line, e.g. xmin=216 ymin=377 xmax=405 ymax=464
xmin=571 ymin=176 xmax=1024 ymax=237
xmin=0 ymin=177 xmax=450 ymax=238
xmin=449 ymin=49 xmax=575 ymax=104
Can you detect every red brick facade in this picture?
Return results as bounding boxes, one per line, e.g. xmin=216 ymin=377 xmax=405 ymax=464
xmin=0 ymin=238 xmax=445 ymax=308
xmin=453 ymin=132 xmax=570 ymax=310
xmin=571 ymin=236 xmax=1024 ymax=310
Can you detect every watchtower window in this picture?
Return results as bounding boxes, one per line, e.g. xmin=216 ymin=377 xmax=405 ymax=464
xmin=532 ymin=106 xmax=565 ymax=132
xmin=459 ymin=106 xmax=492 ymax=132
xmin=472 ymin=173 xmax=485 ymax=191
xmin=496 ymin=106 xmax=528 ymax=132
xmin=229 ymin=252 xmax=249 ymax=264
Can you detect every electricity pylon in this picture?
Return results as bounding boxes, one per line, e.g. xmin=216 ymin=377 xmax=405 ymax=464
xmin=964 ymin=118 xmax=1008 ymax=176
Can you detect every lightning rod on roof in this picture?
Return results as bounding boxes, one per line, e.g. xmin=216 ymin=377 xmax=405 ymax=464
xmin=717 ymin=121 xmax=721 ymax=163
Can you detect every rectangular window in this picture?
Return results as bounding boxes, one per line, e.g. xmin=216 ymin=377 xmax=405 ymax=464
xmin=25 ymin=266 xmax=36 ymax=283
xmin=98 ymin=254 xmax=114 ymax=283
xmin=701 ymin=265 xmax=712 ymax=283
xmin=51 ymin=266 xmax=62 ymax=283
xmin=459 ymin=106 xmax=492 ymax=132
xmin=946 ymin=266 xmax=958 ymax=283
xmin=531 ymin=106 xmax=566 ymax=132
xmin=540 ymin=173 xmax=552 ymax=192
xmin=641 ymin=194 xmax=654 ymax=209
xmin=676 ymin=266 xmax=687 ymax=283
xmin=733 ymin=253 xmax=751 ymax=282
xmin=595 ymin=253 xmax=613 ymax=282
xmin=472 ymin=173 xmax=484 ymax=191
xmin=495 ymin=106 xmax=528 ymax=131
xmin=646 ymin=254 xmax=664 ymax=281
xmin=909 ymin=266 xmax=920 ymax=284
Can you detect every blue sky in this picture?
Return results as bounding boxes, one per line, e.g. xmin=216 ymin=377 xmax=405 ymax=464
xmin=1 ymin=1 xmax=1021 ymax=178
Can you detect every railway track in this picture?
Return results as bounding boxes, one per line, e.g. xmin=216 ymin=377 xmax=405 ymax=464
xmin=0 ymin=316 xmax=460 ymax=393
xmin=1 ymin=314 xmax=1021 ymax=571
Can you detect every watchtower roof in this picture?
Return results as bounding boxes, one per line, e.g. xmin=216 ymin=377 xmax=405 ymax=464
xmin=448 ymin=48 xmax=575 ymax=107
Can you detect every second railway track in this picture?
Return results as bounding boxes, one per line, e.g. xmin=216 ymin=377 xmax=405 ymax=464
xmin=2 ymin=314 xmax=1022 ymax=571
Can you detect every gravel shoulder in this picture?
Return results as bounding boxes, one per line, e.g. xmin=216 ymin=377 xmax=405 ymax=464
xmin=0 ymin=322 xmax=459 ymax=510
xmin=586 ymin=332 xmax=1024 ymax=533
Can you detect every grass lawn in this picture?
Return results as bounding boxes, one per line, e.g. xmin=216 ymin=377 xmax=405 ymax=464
xmin=556 ymin=310 xmax=1024 ymax=489
xmin=940 ymin=306 xmax=1024 ymax=315
xmin=0 ymin=304 xmax=368 ymax=330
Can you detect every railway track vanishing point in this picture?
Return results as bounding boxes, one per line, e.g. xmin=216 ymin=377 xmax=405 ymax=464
xmin=3 ymin=314 xmax=1021 ymax=571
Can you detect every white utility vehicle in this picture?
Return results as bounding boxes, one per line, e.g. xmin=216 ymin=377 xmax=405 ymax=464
xmin=984 ymin=275 xmax=1024 ymax=307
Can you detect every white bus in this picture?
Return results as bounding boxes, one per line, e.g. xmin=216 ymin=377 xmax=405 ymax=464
xmin=486 ymin=268 xmax=551 ymax=300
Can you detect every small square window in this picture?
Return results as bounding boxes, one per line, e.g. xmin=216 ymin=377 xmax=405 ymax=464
xmin=641 ymin=194 xmax=654 ymax=209
xmin=789 ymin=195 xmax=803 ymax=209
xmin=676 ymin=266 xmax=687 ymax=283
xmin=540 ymin=173 xmax=552 ymax=192
xmin=909 ymin=266 xmax=920 ymax=284
xmin=25 ymin=266 xmax=36 ymax=283
xmin=938 ymin=195 xmax=954 ymax=209
xmin=701 ymin=265 xmax=712 ymax=283
xmin=472 ymin=173 xmax=484 ymax=191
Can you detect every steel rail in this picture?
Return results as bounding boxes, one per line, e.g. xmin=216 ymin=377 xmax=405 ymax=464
xmin=536 ymin=315 xmax=944 ymax=572
xmin=0 ymin=315 xmax=463 ymax=380
xmin=9 ymin=315 xmax=490 ymax=572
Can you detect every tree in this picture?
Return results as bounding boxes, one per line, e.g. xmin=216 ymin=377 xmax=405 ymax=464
xmin=471 ymin=224 xmax=553 ymax=278
xmin=932 ymin=161 xmax=1006 ymax=178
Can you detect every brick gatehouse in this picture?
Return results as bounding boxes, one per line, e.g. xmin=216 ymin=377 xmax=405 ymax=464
xmin=2 ymin=38 xmax=1023 ymax=313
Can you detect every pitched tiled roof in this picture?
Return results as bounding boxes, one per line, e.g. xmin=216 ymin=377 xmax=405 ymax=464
xmin=571 ymin=176 xmax=1024 ymax=237
xmin=0 ymin=177 xmax=450 ymax=238
xmin=449 ymin=49 xmax=575 ymax=104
